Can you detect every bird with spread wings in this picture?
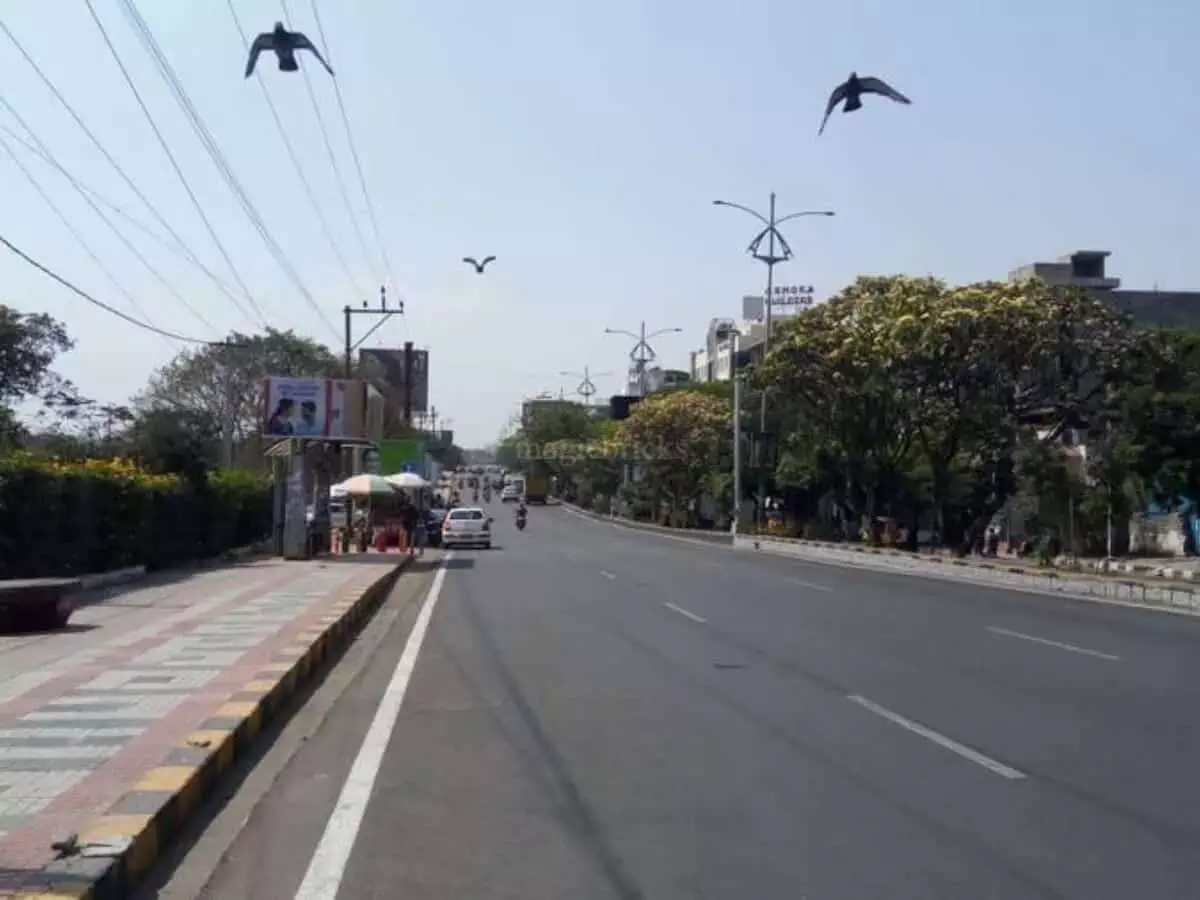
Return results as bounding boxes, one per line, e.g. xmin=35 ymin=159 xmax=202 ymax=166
xmin=818 ymin=72 xmax=911 ymax=135
xmin=463 ymin=255 xmax=497 ymax=274
xmin=245 ymin=22 xmax=334 ymax=78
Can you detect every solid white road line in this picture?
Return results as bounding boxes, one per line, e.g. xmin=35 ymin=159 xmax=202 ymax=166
xmin=600 ymin=570 xmax=617 ymax=580
xmin=847 ymin=694 xmax=1026 ymax=780
xmin=791 ymin=577 xmax=833 ymax=592
xmin=663 ymin=602 xmax=707 ymax=624
xmin=987 ymin=626 xmax=1120 ymax=661
xmin=293 ymin=554 xmax=453 ymax=900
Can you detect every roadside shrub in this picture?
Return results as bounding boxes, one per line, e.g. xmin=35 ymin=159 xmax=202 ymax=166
xmin=0 ymin=453 xmax=270 ymax=578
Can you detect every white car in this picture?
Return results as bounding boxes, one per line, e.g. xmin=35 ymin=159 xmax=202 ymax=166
xmin=441 ymin=507 xmax=492 ymax=549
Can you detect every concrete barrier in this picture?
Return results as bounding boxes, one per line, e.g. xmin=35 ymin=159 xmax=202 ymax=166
xmin=556 ymin=500 xmax=734 ymax=545
xmin=737 ymin=535 xmax=1200 ymax=615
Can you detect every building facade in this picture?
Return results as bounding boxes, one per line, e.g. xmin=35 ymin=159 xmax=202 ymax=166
xmin=1007 ymin=250 xmax=1200 ymax=330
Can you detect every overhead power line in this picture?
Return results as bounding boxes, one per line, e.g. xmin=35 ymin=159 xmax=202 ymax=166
xmin=0 ymin=93 xmax=215 ymax=335
xmin=279 ymin=0 xmax=376 ymax=286
xmin=310 ymin=0 xmax=397 ymax=293
xmin=0 ymin=17 xmax=244 ymax=326
xmin=0 ymin=231 xmax=211 ymax=345
xmin=85 ymin=0 xmax=266 ymax=329
xmin=0 ymin=119 xmax=240 ymax=302
xmin=119 ymin=0 xmax=341 ymax=340
xmin=0 ymin=128 xmax=164 ymax=331
xmin=226 ymin=0 xmax=365 ymax=300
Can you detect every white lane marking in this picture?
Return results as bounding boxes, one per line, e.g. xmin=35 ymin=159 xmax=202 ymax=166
xmin=293 ymin=554 xmax=453 ymax=900
xmin=600 ymin=570 xmax=617 ymax=580
xmin=847 ymin=694 xmax=1025 ymax=780
xmin=791 ymin=577 xmax=833 ymax=592
xmin=663 ymin=602 xmax=707 ymax=624
xmin=987 ymin=626 xmax=1120 ymax=661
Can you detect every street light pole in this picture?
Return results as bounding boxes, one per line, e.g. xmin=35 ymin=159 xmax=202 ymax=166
xmin=604 ymin=321 xmax=683 ymax=397
xmin=559 ymin=365 xmax=614 ymax=402
xmin=712 ymin=194 xmax=834 ymax=523
xmin=730 ymin=329 xmax=742 ymax=535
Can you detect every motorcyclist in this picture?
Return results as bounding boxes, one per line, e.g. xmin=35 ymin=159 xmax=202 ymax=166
xmin=515 ymin=501 xmax=527 ymax=524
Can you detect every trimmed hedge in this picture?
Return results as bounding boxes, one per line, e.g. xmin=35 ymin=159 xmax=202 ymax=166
xmin=0 ymin=455 xmax=271 ymax=578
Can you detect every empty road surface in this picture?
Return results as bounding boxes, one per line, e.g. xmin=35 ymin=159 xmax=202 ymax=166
xmin=151 ymin=506 xmax=1200 ymax=900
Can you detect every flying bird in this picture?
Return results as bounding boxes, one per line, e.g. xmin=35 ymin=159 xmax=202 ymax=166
xmin=463 ymin=255 xmax=496 ymax=274
xmin=244 ymin=22 xmax=334 ymax=78
xmin=818 ymin=72 xmax=911 ymax=136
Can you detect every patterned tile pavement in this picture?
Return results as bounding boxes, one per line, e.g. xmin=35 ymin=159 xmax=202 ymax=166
xmin=0 ymin=557 xmax=400 ymax=896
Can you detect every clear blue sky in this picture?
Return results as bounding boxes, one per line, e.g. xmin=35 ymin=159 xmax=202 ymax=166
xmin=0 ymin=0 xmax=1196 ymax=446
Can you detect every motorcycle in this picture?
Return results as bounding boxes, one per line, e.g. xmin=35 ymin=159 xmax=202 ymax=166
xmin=515 ymin=508 xmax=527 ymax=531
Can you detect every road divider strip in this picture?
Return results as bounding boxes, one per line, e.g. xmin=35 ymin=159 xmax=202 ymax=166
xmin=664 ymin=602 xmax=707 ymax=624
xmin=986 ymin=626 xmax=1120 ymax=661
xmin=20 ymin=558 xmax=412 ymax=900
xmin=847 ymin=695 xmax=1026 ymax=780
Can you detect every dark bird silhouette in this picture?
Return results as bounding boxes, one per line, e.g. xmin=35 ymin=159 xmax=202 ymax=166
xmin=463 ymin=255 xmax=496 ymax=274
xmin=245 ymin=22 xmax=334 ymax=78
xmin=818 ymin=72 xmax=911 ymax=135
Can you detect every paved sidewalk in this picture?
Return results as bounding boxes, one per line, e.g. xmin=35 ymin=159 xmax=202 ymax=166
xmin=0 ymin=555 xmax=401 ymax=897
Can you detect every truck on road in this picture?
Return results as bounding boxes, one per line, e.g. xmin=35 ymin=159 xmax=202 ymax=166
xmin=525 ymin=471 xmax=550 ymax=504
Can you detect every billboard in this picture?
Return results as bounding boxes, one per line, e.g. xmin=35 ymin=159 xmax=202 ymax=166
xmin=359 ymin=347 xmax=430 ymax=415
xmin=262 ymin=377 xmax=381 ymax=440
xmin=263 ymin=377 xmax=329 ymax=438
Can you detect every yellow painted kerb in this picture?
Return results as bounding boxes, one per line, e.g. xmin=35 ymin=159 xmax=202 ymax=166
xmin=135 ymin=766 xmax=199 ymax=792
xmin=12 ymin=883 xmax=92 ymax=900
xmin=242 ymin=679 xmax=280 ymax=694
xmin=216 ymin=700 xmax=259 ymax=719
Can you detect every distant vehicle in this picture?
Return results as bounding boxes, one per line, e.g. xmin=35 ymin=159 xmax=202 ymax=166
xmin=525 ymin=472 xmax=549 ymax=504
xmin=501 ymin=475 xmax=524 ymax=503
xmin=441 ymin=507 xmax=492 ymax=549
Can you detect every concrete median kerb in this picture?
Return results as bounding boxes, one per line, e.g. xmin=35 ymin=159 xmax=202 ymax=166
xmin=15 ymin=557 xmax=411 ymax=900
xmin=748 ymin=534 xmax=1200 ymax=585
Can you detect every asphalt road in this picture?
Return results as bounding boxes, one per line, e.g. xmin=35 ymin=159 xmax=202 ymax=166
xmin=157 ymin=502 xmax=1200 ymax=899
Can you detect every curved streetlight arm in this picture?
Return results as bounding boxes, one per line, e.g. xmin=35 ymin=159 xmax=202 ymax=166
xmin=775 ymin=209 xmax=836 ymax=226
xmin=645 ymin=327 xmax=684 ymax=341
xmin=604 ymin=327 xmax=640 ymax=342
xmin=711 ymin=199 xmax=769 ymax=227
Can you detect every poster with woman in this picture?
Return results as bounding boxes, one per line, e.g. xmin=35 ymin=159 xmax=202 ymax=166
xmin=263 ymin=377 xmax=328 ymax=437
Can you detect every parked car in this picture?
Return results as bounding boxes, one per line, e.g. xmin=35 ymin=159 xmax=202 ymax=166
xmin=441 ymin=507 xmax=492 ymax=549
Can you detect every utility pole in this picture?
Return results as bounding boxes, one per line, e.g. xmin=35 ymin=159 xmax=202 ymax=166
xmin=343 ymin=285 xmax=400 ymax=378
xmin=712 ymin=193 xmax=834 ymax=525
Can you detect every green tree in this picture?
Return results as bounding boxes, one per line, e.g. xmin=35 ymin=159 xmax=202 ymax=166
xmin=619 ymin=390 xmax=730 ymax=525
xmin=1113 ymin=327 xmax=1200 ymax=510
xmin=138 ymin=329 xmax=340 ymax=460
xmin=756 ymin=276 xmax=1134 ymax=549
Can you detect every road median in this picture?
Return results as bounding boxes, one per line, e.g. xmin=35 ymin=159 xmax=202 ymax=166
xmin=738 ymin=534 xmax=1200 ymax=615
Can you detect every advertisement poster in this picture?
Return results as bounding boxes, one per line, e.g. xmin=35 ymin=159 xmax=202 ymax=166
xmin=264 ymin=377 xmax=328 ymax=438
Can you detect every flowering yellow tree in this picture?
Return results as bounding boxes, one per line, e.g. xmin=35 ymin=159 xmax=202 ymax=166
xmin=618 ymin=390 xmax=730 ymax=522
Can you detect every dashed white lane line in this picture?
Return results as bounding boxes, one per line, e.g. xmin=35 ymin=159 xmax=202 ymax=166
xmin=293 ymin=554 xmax=453 ymax=900
xmin=600 ymin=570 xmax=617 ymax=580
xmin=791 ymin=577 xmax=833 ymax=592
xmin=847 ymin=694 xmax=1026 ymax=780
xmin=987 ymin=626 xmax=1121 ymax=661
xmin=663 ymin=602 xmax=707 ymax=624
